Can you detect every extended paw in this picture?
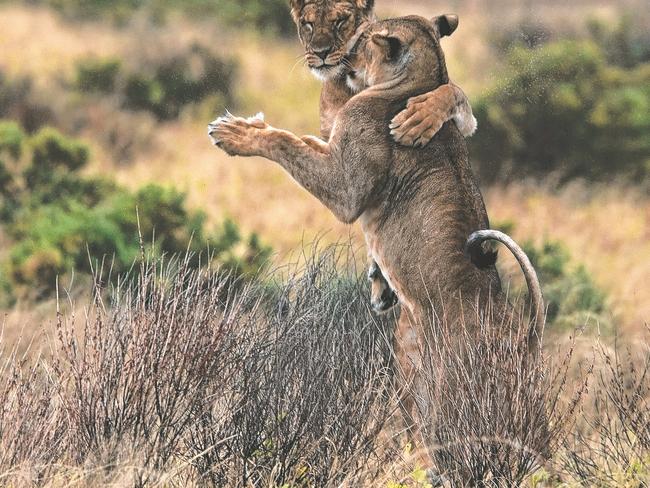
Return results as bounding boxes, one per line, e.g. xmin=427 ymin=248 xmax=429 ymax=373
xmin=390 ymin=94 xmax=447 ymax=147
xmin=208 ymin=112 xmax=267 ymax=156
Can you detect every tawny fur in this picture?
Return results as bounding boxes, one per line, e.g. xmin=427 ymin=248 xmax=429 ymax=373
xmin=209 ymin=16 xmax=543 ymax=459
xmin=290 ymin=0 xmax=478 ymax=313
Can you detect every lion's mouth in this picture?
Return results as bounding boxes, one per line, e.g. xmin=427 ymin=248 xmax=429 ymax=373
xmin=309 ymin=62 xmax=346 ymax=81
xmin=306 ymin=51 xmax=346 ymax=73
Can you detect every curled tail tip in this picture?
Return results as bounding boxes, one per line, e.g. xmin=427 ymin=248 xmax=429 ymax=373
xmin=465 ymin=231 xmax=498 ymax=269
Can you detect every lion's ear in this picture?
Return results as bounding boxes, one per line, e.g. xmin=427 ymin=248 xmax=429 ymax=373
xmin=371 ymin=33 xmax=403 ymax=61
xmin=289 ymin=0 xmax=304 ymax=23
xmin=432 ymin=14 xmax=459 ymax=38
xmin=355 ymin=0 xmax=375 ymax=13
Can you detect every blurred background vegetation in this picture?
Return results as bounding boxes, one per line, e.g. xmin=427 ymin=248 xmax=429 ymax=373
xmin=0 ymin=0 xmax=648 ymax=336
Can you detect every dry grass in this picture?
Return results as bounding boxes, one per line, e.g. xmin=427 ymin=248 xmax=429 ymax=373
xmin=3 ymin=245 xmax=648 ymax=487
xmin=0 ymin=245 xmax=593 ymax=487
xmin=0 ymin=247 xmax=402 ymax=487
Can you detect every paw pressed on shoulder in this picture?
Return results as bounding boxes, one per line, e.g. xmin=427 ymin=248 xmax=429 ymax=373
xmin=207 ymin=112 xmax=267 ymax=157
xmin=390 ymin=92 xmax=450 ymax=147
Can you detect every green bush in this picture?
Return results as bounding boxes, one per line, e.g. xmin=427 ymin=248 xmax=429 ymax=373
xmin=123 ymin=45 xmax=237 ymax=120
xmin=206 ymin=0 xmax=294 ymax=35
xmin=69 ymin=44 xmax=241 ymax=121
xmin=0 ymin=121 xmax=24 ymax=220
xmin=472 ymin=39 xmax=650 ymax=184
xmin=523 ymin=240 xmax=611 ymax=332
xmin=0 ymin=120 xmax=25 ymax=160
xmin=71 ymin=49 xmax=238 ymax=122
xmin=587 ymin=15 xmax=650 ymax=69
xmin=0 ymin=70 xmax=54 ymax=132
xmin=29 ymin=126 xmax=89 ymax=173
xmin=75 ymin=57 xmax=122 ymax=93
xmin=0 ymin=122 xmax=270 ymax=300
xmin=8 ymin=191 xmax=271 ymax=297
xmin=46 ymin=0 xmax=141 ymax=23
xmin=42 ymin=0 xmax=294 ymax=35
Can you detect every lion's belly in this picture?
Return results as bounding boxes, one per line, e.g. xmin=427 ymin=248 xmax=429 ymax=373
xmin=361 ymin=214 xmax=420 ymax=316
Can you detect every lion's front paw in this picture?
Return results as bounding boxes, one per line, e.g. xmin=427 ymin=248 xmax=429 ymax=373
xmin=390 ymin=94 xmax=447 ymax=148
xmin=208 ymin=112 xmax=267 ymax=157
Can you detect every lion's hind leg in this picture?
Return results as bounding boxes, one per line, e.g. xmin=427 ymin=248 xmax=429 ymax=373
xmin=368 ymin=260 xmax=399 ymax=314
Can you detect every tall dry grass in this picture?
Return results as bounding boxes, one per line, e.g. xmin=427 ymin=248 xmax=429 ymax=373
xmin=2 ymin=244 xmax=649 ymax=486
xmin=0 ymin=247 xmax=401 ymax=487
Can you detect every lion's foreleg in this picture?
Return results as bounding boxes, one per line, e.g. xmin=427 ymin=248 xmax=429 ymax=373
xmin=209 ymin=113 xmax=360 ymax=223
xmin=390 ymin=82 xmax=477 ymax=146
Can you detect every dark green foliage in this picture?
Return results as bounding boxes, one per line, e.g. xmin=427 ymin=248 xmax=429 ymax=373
xmin=207 ymin=0 xmax=294 ymax=35
xmin=75 ymin=58 xmax=122 ymax=93
xmin=0 ymin=120 xmax=25 ymax=160
xmin=71 ymin=47 xmax=237 ymax=121
xmin=587 ymin=15 xmax=650 ymax=69
xmin=472 ymin=35 xmax=650 ymax=184
xmin=123 ymin=45 xmax=237 ymax=120
xmin=42 ymin=0 xmax=294 ymax=35
xmin=46 ymin=0 xmax=141 ymax=23
xmin=0 ymin=122 xmax=270 ymax=300
xmin=28 ymin=126 xmax=89 ymax=180
xmin=492 ymin=20 xmax=553 ymax=52
xmin=523 ymin=239 xmax=610 ymax=331
xmin=0 ymin=121 xmax=25 ymax=220
xmin=0 ymin=70 xmax=54 ymax=132
xmin=211 ymin=218 xmax=272 ymax=277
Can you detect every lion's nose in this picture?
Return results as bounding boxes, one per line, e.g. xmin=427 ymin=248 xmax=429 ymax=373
xmin=313 ymin=46 xmax=332 ymax=61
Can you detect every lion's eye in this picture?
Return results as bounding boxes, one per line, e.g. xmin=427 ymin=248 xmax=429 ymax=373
xmin=335 ymin=17 xmax=349 ymax=29
xmin=302 ymin=21 xmax=313 ymax=33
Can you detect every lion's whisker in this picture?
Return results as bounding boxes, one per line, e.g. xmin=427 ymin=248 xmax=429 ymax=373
xmin=289 ymin=55 xmax=308 ymax=75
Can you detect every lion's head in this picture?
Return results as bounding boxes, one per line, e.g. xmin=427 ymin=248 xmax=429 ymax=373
xmin=345 ymin=15 xmax=459 ymax=92
xmin=290 ymin=0 xmax=376 ymax=80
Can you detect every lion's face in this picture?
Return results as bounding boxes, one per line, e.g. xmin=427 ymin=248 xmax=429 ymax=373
xmin=290 ymin=0 xmax=375 ymax=80
xmin=346 ymin=15 xmax=459 ymax=92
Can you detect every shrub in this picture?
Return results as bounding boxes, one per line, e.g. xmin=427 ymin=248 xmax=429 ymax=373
xmin=0 ymin=120 xmax=25 ymax=160
xmin=206 ymin=0 xmax=294 ymax=35
xmin=7 ymin=187 xmax=270 ymax=298
xmin=523 ymin=240 xmax=611 ymax=331
xmin=123 ymin=44 xmax=237 ymax=120
xmin=27 ymin=126 xmax=89 ymax=183
xmin=0 ymin=120 xmax=24 ymax=219
xmin=0 ymin=245 xmax=396 ymax=486
xmin=43 ymin=0 xmax=294 ymax=35
xmin=471 ymin=39 xmax=650 ymax=184
xmin=0 ymin=70 xmax=54 ymax=132
xmin=0 ymin=337 xmax=65 ymax=478
xmin=491 ymin=19 xmax=554 ymax=52
xmin=0 ymin=123 xmax=270 ymax=300
xmin=75 ymin=57 xmax=122 ymax=93
xmin=46 ymin=0 xmax=141 ymax=23
xmin=186 ymin=247 xmax=395 ymax=486
xmin=587 ymin=15 xmax=650 ymax=69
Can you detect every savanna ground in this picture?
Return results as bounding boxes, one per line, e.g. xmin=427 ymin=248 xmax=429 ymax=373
xmin=0 ymin=0 xmax=649 ymax=486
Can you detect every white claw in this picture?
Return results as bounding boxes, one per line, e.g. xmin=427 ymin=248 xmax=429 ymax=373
xmin=246 ymin=112 xmax=265 ymax=123
xmin=208 ymin=111 xmax=265 ymax=146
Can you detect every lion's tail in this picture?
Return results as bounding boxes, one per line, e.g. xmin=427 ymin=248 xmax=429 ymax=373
xmin=465 ymin=229 xmax=545 ymax=347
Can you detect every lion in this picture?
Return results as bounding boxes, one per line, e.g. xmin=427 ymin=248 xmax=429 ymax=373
xmin=208 ymin=14 xmax=544 ymax=455
xmin=289 ymin=0 xmax=478 ymax=315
